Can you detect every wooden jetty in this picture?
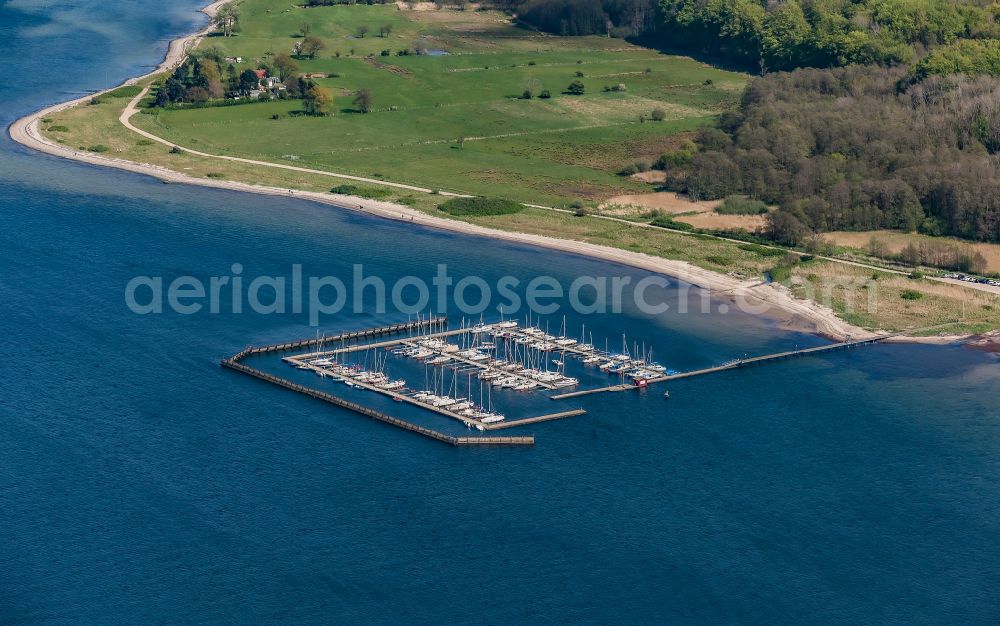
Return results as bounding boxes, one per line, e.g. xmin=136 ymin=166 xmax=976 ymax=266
xmin=551 ymin=332 xmax=901 ymax=400
xmin=484 ymin=409 xmax=587 ymax=430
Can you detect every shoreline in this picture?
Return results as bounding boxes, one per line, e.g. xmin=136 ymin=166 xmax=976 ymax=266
xmin=4 ymin=0 xmax=973 ymax=345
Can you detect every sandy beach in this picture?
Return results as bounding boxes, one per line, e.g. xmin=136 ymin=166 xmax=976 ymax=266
xmin=5 ymin=0 xmax=962 ymax=344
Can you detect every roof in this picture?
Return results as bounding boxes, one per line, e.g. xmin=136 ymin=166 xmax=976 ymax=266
xmin=253 ymin=69 xmax=267 ymax=79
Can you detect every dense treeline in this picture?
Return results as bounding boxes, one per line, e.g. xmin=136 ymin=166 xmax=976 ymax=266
xmin=495 ymin=0 xmax=656 ymax=36
xmin=503 ymin=0 xmax=1000 ymax=77
xmin=303 ymin=0 xmax=390 ymax=5
xmin=658 ymin=0 xmax=1000 ymax=73
xmin=662 ymin=66 xmax=1000 ymax=243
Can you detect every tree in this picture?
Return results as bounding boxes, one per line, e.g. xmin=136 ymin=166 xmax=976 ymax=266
xmin=154 ymin=86 xmax=170 ymax=107
xmin=272 ymin=53 xmax=299 ymax=81
xmin=357 ymin=25 xmax=370 ymax=39
xmin=566 ymin=80 xmax=585 ymax=95
xmin=215 ymin=5 xmax=239 ymax=37
xmin=353 ymin=89 xmax=373 ymax=113
xmin=238 ymin=69 xmax=260 ymax=94
xmin=686 ymin=152 xmax=741 ymax=200
xmin=300 ymin=35 xmax=326 ymax=59
xmin=302 ymin=86 xmax=332 ymax=115
xmin=764 ymin=210 xmax=810 ymax=246
xmin=185 ymin=86 xmax=210 ymax=103
xmin=283 ymin=76 xmax=304 ymax=97
xmin=300 ymin=22 xmax=311 ymax=37
xmin=650 ymin=108 xmax=666 ymax=121
xmin=165 ymin=78 xmax=186 ymax=102
xmin=197 ymin=61 xmax=225 ymax=98
xmin=379 ymin=24 xmax=393 ymax=38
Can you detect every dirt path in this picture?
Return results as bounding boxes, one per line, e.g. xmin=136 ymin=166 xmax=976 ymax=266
xmin=7 ymin=0 xmax=984 ymax=342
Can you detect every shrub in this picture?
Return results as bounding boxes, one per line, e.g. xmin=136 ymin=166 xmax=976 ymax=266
xmin=206 ymin=172 xmax=225 ymax=179
xmin=650 ymin=108 xmax=666 ymax=121
xmin=438 ymin=196 xmax=523 ymax=216
xmin=901 ymin=289 xmax=924 ymax=300
xmin=539 ymin=90 xmax=551 ymax=99
xmin=137 ymin=139 xmax=154 ymax=146
xmin=330 ymin=184 xmax=392 ymax=199
xmin=769 ymin=265 xmax=793 ymax=283
xmin=88 ymin=98 xmax=102 ymax=106
xmin=619 ymin=161 xmax=650 ymax=176
xmin=574 ymin=208 xmax=589 ymax=217
xmin=87 ymin=145 xmax=110 ymax=153
xmin=575 ymin=71 xmax=584 ymax=77
xmin=650 ymin=215 xmax=694 ymax=231
xmin=718 ymin=195 xmax=768 ymax=215
xmin=169 ymin=146 xmax=184 ymax=154
xmin=566 ymin=80 xmax=585 ymax=95
xmin=656 ymin=148 xmax=695 ymax=169
xmin=106 ymin=85 xmax=143 ymax=98
xmin=521 ymin=89 xmax=533 ymax=99
xmin=738 ymin=243 xmax=785 ymax=257
xmin=909 ymin=271 xmax=924 ymax=279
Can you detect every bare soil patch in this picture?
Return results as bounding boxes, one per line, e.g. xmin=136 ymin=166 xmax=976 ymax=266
xmin=600 ymin=191 xmax=717 ymax=214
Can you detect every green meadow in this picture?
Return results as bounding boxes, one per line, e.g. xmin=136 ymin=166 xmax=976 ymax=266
xmin=132 ymin=1 xmax=745 ymax=204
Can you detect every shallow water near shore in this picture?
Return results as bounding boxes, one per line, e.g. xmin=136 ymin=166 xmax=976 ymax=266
xmin=2 ymin=2 xmax=1000 ymax=624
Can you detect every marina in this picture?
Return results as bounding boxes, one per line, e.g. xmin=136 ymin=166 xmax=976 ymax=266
xmin=223 ymin=319 xmax=963 ymax=444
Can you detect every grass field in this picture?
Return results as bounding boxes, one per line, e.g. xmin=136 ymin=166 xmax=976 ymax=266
xmin=130 ymin=1 xmax=744 ymax=204
xmin=38 ymin=2 xmax=1000 ymax=335
xmin=825 ymin=230 xmax=1000 ymax=274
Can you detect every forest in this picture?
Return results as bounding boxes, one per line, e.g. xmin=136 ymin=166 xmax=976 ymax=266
xmin=508 ymin=0 xmax=1000 ymax=74
xmin=657 ymin=0 xmax=1000 ymax=73
xmin=659 ymin=66 xmax=1000 ymax=243
xmin=497 ymin=0 xmax=657 ymax=36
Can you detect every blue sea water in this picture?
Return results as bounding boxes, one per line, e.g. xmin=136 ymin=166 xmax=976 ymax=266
xmin=1 ymin=2 xmax=999 ymax=623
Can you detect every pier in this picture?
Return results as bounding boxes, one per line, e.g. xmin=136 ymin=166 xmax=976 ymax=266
xmin=284 ymin=357 xmax=582 ymax=430
xmin=221 ymin=320 xmax=596 ymax=445
xmin=230 ymin=317 xmax=448 ymax=360
xmin=223 ymin=319 xmax=959 ymax=444
xmin=221 ymin=357 xmax=534 ymax=446
xmin=550 ymin=331 xmax=922 ymax=400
